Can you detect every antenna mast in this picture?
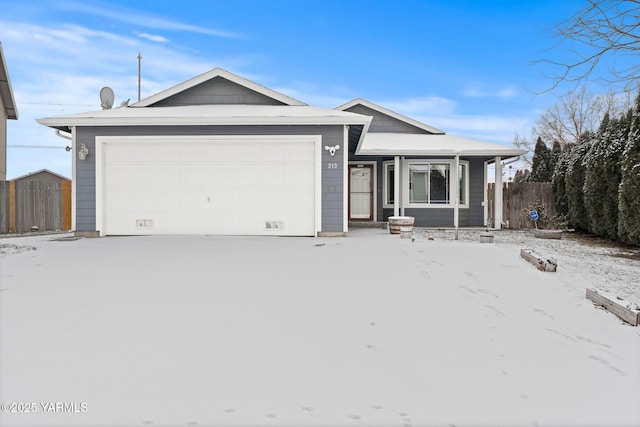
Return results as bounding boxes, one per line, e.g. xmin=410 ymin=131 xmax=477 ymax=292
xmin=137 ymin=52 xmax=142 ymax=102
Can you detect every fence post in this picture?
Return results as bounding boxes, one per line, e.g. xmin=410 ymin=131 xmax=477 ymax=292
xmin=9 ymin=180 xmax=16 ymax=233
xmin=62 ymin=179 xmax=71 ymax=231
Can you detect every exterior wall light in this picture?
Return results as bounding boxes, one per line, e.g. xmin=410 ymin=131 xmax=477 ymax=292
xmin=324 ymin=145 xmax=340 ymax=156
xmin=78 ymin=144 xmax=89 ymax=160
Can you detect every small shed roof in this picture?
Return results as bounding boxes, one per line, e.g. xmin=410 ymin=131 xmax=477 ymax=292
xmin=11 ymin=168 xmax=69 ymax=181
xmin=0 ymin=42 xmax=18 ymax=120
xmin=357 ymin=132 xmax=526 ymax=158
xmin=132 ymin=68 xmax=307 ymax=107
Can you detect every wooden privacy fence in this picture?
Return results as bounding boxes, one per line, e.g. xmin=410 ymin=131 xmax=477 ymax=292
xmin=0 ymin=180 xmax=71 ymax=234
xmin=487 ymin=182 xmax=556 ymax=229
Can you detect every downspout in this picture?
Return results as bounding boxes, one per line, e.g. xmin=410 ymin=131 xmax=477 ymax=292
xmin=55 ymin=129 xmax=72 ymax=141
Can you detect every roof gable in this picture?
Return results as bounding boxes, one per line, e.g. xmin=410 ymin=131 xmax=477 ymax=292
xmin=336 ymin=98 xmax=443 ymax=134
xmin=133 ymin=68 xmax=306 ymax=107
xmin=0 ymin=42 xmax=18 ymax=119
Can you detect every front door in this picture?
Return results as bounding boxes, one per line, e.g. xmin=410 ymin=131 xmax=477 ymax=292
xmin=349 ymin=164 xmax=373 ymax=220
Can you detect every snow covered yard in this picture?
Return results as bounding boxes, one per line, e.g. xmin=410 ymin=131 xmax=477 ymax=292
xmin=1 ymin=229 xmax=639 ymax=427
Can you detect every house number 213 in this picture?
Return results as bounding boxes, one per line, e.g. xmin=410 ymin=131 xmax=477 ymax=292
xmin=327 ymin=163 xmax=338 ymax=169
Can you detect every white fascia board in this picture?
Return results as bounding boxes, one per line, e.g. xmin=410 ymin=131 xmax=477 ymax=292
xmin=336 ymin=98 xmax=444 ymax=135
xmin=132 ymin=67 xmax=307 ymax=107
xmin=358 ymin=148 xmax=526 ymax=157
xmin=37 ymin=115 xmax=371 ymax=128
xmin=0 ymin=43 xmax=18 ymax=119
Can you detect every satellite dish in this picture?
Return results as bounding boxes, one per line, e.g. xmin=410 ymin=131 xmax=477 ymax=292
xmin=100 ymin=87 xmax=115 ymax=110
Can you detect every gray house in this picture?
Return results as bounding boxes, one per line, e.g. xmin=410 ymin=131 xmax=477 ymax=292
xmin=37 ymin=68 xmax=524 ymax=237
xmin=337 ymin=99 xmax=524 ymax=229
xmin=0 ymin=42 xmax=19 ymax=181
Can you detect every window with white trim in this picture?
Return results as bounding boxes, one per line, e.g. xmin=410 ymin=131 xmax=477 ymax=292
xmin=382 ymin=159 xmax=469 ymax=208
xmin=383 ymin=162 xmax=395 ymax=207
xmin=409 ymin=163 xmax=450 ymax=204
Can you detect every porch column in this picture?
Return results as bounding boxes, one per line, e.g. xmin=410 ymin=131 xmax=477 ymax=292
xmin=453 ymin=153 xmax=460 ymax=239
xmin=393 ymin=155 xmax=400 ymax=217
xmin=400 ymin=156 xmax=405 ymax=216
xmin=494 ymin=156 xmax=503 ymax=229
xmin=483 ymin=160 xmax=489 ymax=227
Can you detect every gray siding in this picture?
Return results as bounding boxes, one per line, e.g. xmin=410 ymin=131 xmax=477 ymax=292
xmin=344 ymin=105 xmax=429 ymax=134
xmin=153 ymin=77 xmax=286 ymax=107
xmin=75 ymin=125 xmax=344 ymax=233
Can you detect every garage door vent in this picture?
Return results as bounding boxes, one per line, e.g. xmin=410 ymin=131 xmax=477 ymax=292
xmin=136 ymin=219 xmax=153 ymax=229
xmin=265 ymin=220 xmax=283 ymax=230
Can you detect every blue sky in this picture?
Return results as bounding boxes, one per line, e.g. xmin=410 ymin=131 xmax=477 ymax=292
xmin=1 ymin=0 xmax=592 ymax=179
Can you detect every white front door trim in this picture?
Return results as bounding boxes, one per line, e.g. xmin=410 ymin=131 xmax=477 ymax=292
xmin=348 ymin=160 xmax=377 ymax=222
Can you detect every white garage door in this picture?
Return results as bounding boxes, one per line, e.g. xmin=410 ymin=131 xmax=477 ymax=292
xmin=97 ymin=136 xmax=319 ymax=236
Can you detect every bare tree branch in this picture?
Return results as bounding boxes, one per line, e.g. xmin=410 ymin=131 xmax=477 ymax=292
xmin=534 ymin=0 xmax=640 ymax=93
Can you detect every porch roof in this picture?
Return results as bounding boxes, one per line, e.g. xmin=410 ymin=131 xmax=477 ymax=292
xmin=356 ymin=132 xmax=526 ymax=158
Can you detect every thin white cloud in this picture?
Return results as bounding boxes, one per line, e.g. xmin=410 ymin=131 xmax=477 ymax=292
xmin=136 ymin=32 xmax=169 ymax=43
xmin=464 ymin=86 xmax=519 ymax=99
xmin=56 ymin=1 xmax=241 ymax=38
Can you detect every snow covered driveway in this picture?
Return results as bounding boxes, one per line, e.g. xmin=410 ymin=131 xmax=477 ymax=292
xmin=1 ymin=229 xmax=639 ymax=427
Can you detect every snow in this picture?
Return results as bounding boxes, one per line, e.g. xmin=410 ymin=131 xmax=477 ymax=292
xmin=358 ymin=132 xmax=525 ymax=157
xmin=1 ymin=229 xmax=639 ymax=427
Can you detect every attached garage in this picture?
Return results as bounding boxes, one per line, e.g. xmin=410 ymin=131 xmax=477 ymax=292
xmin=37 ymin=68 xmax=371 ymax=237
xmin=97 ymin=135 xmax=320 ymax=236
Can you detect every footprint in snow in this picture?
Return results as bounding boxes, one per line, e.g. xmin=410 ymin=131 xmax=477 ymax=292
xmin=347 ymin=414 xmax=361 ymax=420
xmin=398 ymin=412 xmax=409 ymax=416
xmin=141 ymin=421 xmax=154 ymax=426
xmin=265 ymin=413 xmax=276 ymax=419
xmin=371 ymin=405 xmax=383 ymax=410
xmin=224 ymin=408 xmax=235 ymax=413
xmin=301 ymin=406 xmax=314 ymax=412
xmin=186 ymin=421 xmax=198 ymax=426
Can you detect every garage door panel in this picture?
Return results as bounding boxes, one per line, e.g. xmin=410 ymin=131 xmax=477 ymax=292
xmin=284 ymin=165 xmax=314 ymax=188
xmin=103 ymin=138 xmax=317 ymax=236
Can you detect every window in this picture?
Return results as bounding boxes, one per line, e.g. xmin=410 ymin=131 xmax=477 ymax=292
xmin=409 ymin=163 xmax=451 ymax=204
xmin=383 ymin=159 xmax=469 ymax=208
xmin=383 ymin=162 xmax=395 ymax=207
xmin=459 ymin=163 xmax=467 ymax=205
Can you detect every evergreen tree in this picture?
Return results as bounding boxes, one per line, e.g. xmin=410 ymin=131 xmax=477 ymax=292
xmin=618 ymin=95 xmax=640 ymax=245
xmin=550 ymin=140 xmax=562 ymax=175
xmin=514 ymin=169 xmax=530 ymax=183
xmin=583 ymin=113 xmax=610 ymax=236
xmin=601 ymin=112 xmax=629 ymax=239
xmin=528 ymin=137 xmax=553 ymax=182
xmin=565 ymin=132 xmax=595 ymax=231
xmin=552 ymin=146 xmax=571 ymax=216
